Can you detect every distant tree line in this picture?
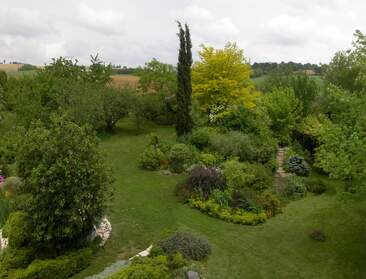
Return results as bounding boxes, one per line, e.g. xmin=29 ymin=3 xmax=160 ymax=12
xmin=251 ymin=62 xmax=322 ymax=77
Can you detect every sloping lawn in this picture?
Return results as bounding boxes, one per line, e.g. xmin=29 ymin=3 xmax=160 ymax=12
xmin=64 ymin=119 xmax=365 ymax=278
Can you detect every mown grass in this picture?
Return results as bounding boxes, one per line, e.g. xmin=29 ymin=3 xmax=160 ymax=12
xmin=73 ymin=118 xmax=366 ymax=279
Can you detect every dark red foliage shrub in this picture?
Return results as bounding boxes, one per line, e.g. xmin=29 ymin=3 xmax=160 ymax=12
xmin=186 ymin=166 xmax=226 ymax=199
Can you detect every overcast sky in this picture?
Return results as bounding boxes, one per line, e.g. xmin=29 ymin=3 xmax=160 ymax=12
xmin=1 ymin=0 xmax=365 ymax=66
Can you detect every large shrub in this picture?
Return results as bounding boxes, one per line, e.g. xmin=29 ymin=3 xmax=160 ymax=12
xmin=209 ymin=131 xmax=256 ymax=161
xmin=282 ymin=176 xmax=307 ymax=199
xmin=16 ymin=115 xmax=113 ymax=250
xmin=158 ymin=232 xmax=211 ymax=261
xmin=189 ymin=127 xmax=215 ymax=149
xmin=139 ymin=146 xmax=165 ymax=171
xmin=169 ymin=143 xmax=193 ymax=173
xmin=223 ymin=160 xmax=273 ymax=192
xmin=186 ymin=166 xmax=226 ymax=199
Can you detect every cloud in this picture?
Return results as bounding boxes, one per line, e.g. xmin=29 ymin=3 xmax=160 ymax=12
xmin=76 ymin=3 xmax=125 ymax=35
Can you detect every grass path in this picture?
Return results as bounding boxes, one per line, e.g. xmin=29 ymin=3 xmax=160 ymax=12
xmin=64 ymin=119 xmax=365 ymax=278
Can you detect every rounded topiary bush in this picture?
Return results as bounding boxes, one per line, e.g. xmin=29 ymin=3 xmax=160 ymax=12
xmin=2 ymin=211 xmax=31 ymax=248
xmin=198 ymin=153 xmax=217 ymax=167
xmin=158 ymin=232 xmax=211 ymax=261
xmin=286 ymin=156 xmax=310 ymax=176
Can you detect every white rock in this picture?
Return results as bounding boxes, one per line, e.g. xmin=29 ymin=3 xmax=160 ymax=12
xmin=129 ymin=244 xmax=153 ymax=260
xmin=0 ymin=229 xmax=8 ymax=251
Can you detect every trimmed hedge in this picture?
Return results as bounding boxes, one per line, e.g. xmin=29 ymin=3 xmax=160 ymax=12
xmin=188 ymin=198 xmax=267 ymax=225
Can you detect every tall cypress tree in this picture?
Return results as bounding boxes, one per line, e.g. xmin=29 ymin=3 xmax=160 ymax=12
xmin=176 ymin=22 xmax=193 ymax=137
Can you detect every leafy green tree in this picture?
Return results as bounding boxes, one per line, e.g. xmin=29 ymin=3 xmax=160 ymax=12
xmin=263 ymin=88 xmax=302 ymax=144
xmin=325 ymin=30 xmax=366 ymax=93
xmin=176 ymin=22 xmax=193 ymax=137
xmin=136 ymin=58 xmax=177 ymax=94
xmin=16 ymin=115 xmax=113 ymax=250
xmin=101 ymin=87 xmax=133 ymax=131
xmin=192 ymin=43 xmax=259 ymax=120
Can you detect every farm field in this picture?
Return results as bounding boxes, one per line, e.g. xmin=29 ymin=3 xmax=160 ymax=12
xmin=111 ymin=74 xmax=139 ymax=89
xmin=70 ymin=118 xmax=366 ymax=279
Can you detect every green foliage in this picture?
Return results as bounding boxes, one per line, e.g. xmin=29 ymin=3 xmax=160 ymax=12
xmin=168 ymin=252 xmax=188 ymax=270
xmin=2 ymin=176 xmax=23 ymax=195
xmin=189 ymin=127 xmax=215 ymax=149
xmin=2 ymin=211 xmax=31 ymax=248
xmin=159 ymin=232 xmax=211 ymax=261
xmin=325 ymin=30 xmax=366 ymax=93
xmin=209 ymin=131 xmax=255 ymax=161
xmin=139 ymin=146 xmax=165 ymax=171
xmin=185 ymin=166 xmax=226 ymax=199
xmin=286 ymin=156 xmax=310 ymax=176
xmin=108 ymin=256 xmax=170 ymax=279
xmin=0 ymin=247 xmax=35 ymax=276
xmin=0 ymin=71 xmax=7 ymax=89
xmin=305 ymin=177 xmax=327 ymax=194
xmin=6 ymin=57 xmax=113 ymax=130
xmin=136 ymin=58 xmax=177 ymax=94
xmin=223 ymin=160 xmax=273 ymax=192
xmin=210 ymin=189 xmax=232 ymax=207
xmin=0 ymin=191 xmax=11 ymax=227
xmin=230 ymin=189 xmax=260 ymax=212
xmin=8 ymin=248 xmax=93 ymax=279
xmin=263 ymin=88 xmax=302 ymax=144
xmin=192 ymin=43 xmax=259 ymax=116
xmin=189 ymin=198 xmax=267 ymax=225
xmin=169 ymin=143 xmax=193 ymax=173
xmin=282 ymin=176 xmax=307 ymax=199
xmin=198 ymin=153 xmax=217 ymax=167
xmin=16 ymin=115 xmax=112 ymax=250
xmin=101 ymin=87 xmax=133 ymax=131
xmin=257 ymin=192 xmax=282 ymax=218
xmin=18 ymin=64 xmax=38 ymax=72
xmin=176 ymin=22 xmax=193 ymax=137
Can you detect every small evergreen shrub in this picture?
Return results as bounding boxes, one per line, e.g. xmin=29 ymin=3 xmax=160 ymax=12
xmin=169 ymin=143 xmax=193 ymax=173
xmin=230 ymin=190 xmax=259 ymax=212
xmin=139 ymin=146 xmax=165 ymax=170
xmin=283 ymin=176 xmax=307 ymax=198
xmin=168 ymin=252 xmax=187 ymax=269
xmin=159 ymin=232 xmax=211 ymax=261
xmin=286 ymin=156 xmax=310 ymax=176
xmin=108 ymin=256 xmax=170 ymax=279
xmin=257 ymin=192 xmax=282 ymax=217
xmin=198 ymin=153 xmax=217 ymax=167
xmin=305 ymin=177 xmax=327 ymax=194
xmin=186 ymin=166 xmax=226 ymax=199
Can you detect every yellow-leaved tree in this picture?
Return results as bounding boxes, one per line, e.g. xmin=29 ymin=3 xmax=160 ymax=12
xmin=192 ymin=42 xmax=259 ymax=120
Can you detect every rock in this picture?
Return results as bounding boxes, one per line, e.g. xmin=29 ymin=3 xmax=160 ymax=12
xmin=90 ymin=217 xmax=112 ymax=247
xmin=129 ymin=244 xmax=153 ymax=260
xmin=187 ymin=270 xmax=200 ymax=279
xmin=161 ymin=170 xmax=172 ymax=176
xmin=0 ymin=229 xmax=8 ymax=251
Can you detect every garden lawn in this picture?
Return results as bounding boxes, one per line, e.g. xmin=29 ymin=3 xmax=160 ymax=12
xmin=60 ymin=119 xmax=365 ymax=279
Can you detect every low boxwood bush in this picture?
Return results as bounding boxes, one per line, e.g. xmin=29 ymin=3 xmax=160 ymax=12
xmin=305 ymin=177 xmax=327 ymax=194
xmin=186 ymin=166 xmax=226 ymax=199
xmin=158 ymin=232 xmax=211 ymax=261
xmin=286 ymin=156 xmax=310 ymax=176
xmin=108 ymin=256 xmax=170 ymax=279
xmin=189 ymin=198 xmax=267 ymax=225
xmin=8 ymin=248 xmax=93 ymax=279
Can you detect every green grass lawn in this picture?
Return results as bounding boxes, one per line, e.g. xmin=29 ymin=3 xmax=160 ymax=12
xmin=72 ymin=118 xmax=366 ymax=279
